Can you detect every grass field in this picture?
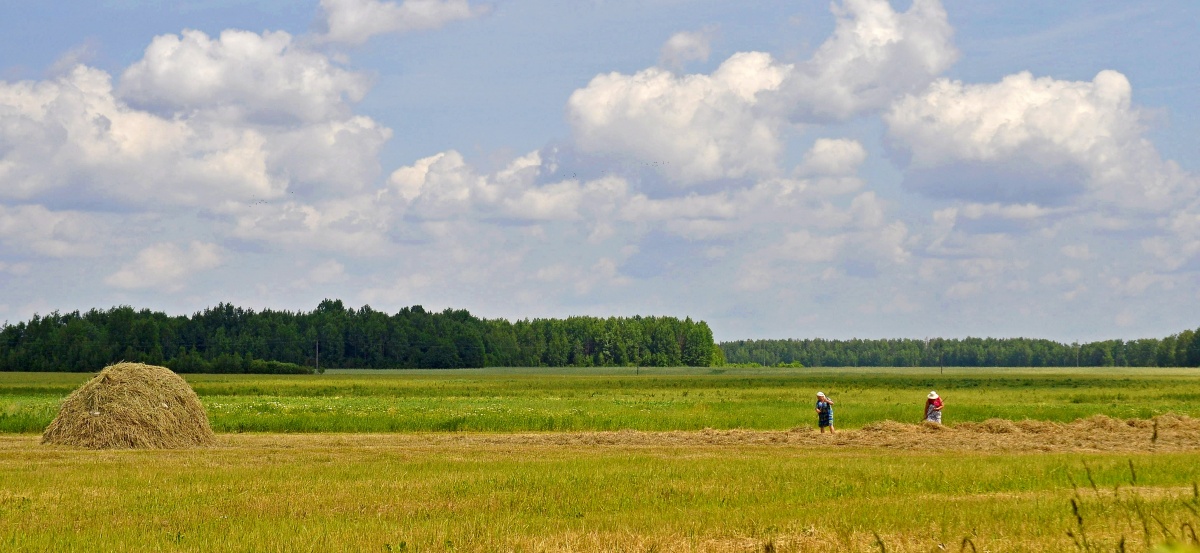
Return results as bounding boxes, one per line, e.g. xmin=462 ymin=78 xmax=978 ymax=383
xmin=3 ymin=367 xmax=1200 ymax=551
xmin=3 ymin=433 xmax=1200 ymax=552
xmin=3 ymin=366 xmax=1200 ymax=433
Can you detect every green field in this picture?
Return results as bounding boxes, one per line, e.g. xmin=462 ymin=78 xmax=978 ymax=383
xmin=4 ymin=367 xmax=1200 ymax=551
xmin=3 ymin=366 xmax=1200 ymax=433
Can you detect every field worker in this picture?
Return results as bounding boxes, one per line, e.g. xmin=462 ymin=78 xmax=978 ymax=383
xmin=924 ymin=391 xmax=943 ymax=424
xmin=815 ymin=392 xmax=835 ymax=433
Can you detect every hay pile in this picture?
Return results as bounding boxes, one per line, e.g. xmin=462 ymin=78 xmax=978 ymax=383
xmin=41 ymin=362 xmax=215 ymax=449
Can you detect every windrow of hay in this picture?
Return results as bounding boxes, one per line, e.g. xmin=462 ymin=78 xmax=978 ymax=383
xmin=211 ymin=414 xmax=1200 ymax=453
xmin=41 ymin=362 xmax=214 ymax=449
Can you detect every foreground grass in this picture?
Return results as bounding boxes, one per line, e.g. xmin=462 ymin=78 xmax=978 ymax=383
xmin=4 ymin=367 xmax=1200 ymax=433
xmin=2 ymin=434 xmax=1199 ymax=552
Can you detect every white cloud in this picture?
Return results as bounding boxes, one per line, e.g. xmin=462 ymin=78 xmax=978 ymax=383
xmin=944 ymin=281 xmax=982 ymax=300
xmin=104 ymin=241 xmax=223 ymax=291
xmin=796 ymin=138 xmax=867 ymax=177
xmin=1143 ymin=207 xmax=1200 ymax=271
xmin=309 ymin=259 xmax=347 ymax=284
xmin=0 ymin=204 xmax=107 ymax=257
xmin=230 ymin=194 xmax=394 ymax=255
xmin=566 ymin=0 xmax=956 ymax=185
xmin=958 ymin=203 xmax=1061 ymax=221
xmin=772 ymin=230 xmax=847 ymax=263
xmin=0 ymin=31 xmax=390 ymax=209
xmin=120 ymin=29 xmax=370 ymax=123
xmin=316 ymin=0 xmax=489 ymax=45
xmin=886 ymin=70 xmax=1196 ymax=209
xmin=780 ymin=0 xmax=958 ymax=120
xmin=535 ymin=258 xmax=630 ymax=295
xmin=659 ymin=27 xmax=717 ymax=70
xmin=1108 ymin=271 xmax=1175 ymax=297
xmin=568 ymin=52 xmax=791 ymax=184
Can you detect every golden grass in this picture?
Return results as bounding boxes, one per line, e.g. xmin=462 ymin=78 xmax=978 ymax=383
xmin=40 ymin=362 xmax=214 ymax=449
xmin=5 ymin=428 xmax=1200 ymax=552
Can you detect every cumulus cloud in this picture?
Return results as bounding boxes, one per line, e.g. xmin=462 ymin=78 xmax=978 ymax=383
xmin=780 ymin=0 xmax=957 ymax=120
xmin=316 ymin=0 xmax=489 ymax=45
xmin=104 ymin=241 xmax=223 ymax=291
xmin=568 ymin=52 xmax=791 ymax=184
xmin=659 ymin=27 xmax=717 ymax=70
xmin=567 ymin=0 xmax=956 ymax=185
xmin=120 ymin=29 xmax=370 ymax=123
xmin=796 ymin=138 xmax=867 ymax=177
xmin=886 ymin=70 xmax=1195 ymax=210
xmin=0 ymin=30 xmax=390 ymax=209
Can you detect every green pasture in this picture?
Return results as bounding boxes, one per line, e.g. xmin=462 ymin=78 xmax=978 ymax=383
xmin=2 ymin=435 xmax=1199 ymax=552
xmin=2 ymin=366 xmax=1200 ymax=433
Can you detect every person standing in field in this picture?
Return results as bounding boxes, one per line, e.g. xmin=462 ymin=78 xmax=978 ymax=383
xmin=815 ymin=392 xmax=835 ymax=433
xmin=924 ymin=391 xmax=943 ymax=424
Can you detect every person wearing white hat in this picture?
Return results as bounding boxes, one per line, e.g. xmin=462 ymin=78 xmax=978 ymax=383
xmin=815 ymin=392 xmax=835 ymax=433
xmin=924 ymin=391 xmax=943 ymax=424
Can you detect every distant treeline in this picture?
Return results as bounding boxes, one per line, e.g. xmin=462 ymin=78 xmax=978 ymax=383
xmin=0 ymin=300 xmax=718 ymax=373
xmin=720 ymin=331 xmax=1200 ymax=368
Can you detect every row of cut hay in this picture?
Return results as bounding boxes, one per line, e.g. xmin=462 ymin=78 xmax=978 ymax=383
xmin=227 ymin=414 xmax=1198 ymax=453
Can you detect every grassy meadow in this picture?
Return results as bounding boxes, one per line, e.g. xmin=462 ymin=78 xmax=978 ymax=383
xmin=3 ymin=434 xmax=1200 ymax=552
xmin=4 ymin=367 xmax=1200 ymax=551
xmin=2 ymin=366 xmax=1200 ymax=433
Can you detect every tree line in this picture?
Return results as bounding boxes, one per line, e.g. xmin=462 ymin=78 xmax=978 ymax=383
xmin=0 ymin=300 xmax=719 ymax=372
xmin=720 ymin=330 xmax=1200 ymax=368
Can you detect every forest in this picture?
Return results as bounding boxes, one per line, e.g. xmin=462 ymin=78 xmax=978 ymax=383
xmin=720 ymin=331 xmax=1200 ymax=368
xmin=5 ymin=299 xmax=1197 ymax=371
xmin=0 ymin=300 xmax=719 ymax=372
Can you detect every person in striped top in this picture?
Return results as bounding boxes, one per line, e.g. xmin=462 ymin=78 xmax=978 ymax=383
xmin=815 ymin=392 xmax=835 ymax=433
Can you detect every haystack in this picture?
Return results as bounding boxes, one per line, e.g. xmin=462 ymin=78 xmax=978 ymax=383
xmin=41 ymin=362 xmax=215 ymax=449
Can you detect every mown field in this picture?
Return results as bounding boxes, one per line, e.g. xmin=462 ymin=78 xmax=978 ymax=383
xmin=3 ymin=367 xmax=1200 ymax=552
xmin=4 ymin=433 xmax=1200 ymax=552
xmin=3 ymin=366 xmax=1200 ymax=433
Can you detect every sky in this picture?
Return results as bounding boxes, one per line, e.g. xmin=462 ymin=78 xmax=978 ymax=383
xmin=1 ymin=0 xmax=1198 ymax=342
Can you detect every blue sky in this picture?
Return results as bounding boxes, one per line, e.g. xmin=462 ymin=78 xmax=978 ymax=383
xmin=1 ymin=0 xmax=1197 ymax=342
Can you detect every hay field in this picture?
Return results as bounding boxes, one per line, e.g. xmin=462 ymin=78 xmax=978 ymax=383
xmin=4 ymin=367 xmax=1200 ymax=551
xmin=4 ymin=366 xmax=1200 ymax=433
xmin=5 ymin=429 xmax=1200 ymax=552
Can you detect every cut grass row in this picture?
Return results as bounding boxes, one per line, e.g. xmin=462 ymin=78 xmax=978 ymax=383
xmin=3 ymin=434 xmax=1199 ymax=552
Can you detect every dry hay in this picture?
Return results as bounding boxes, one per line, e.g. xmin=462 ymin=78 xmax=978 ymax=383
xmin=41 ymin=362 xmax=215 ymax=449
xmin=237 ymin=414 xmax=1199 ymax=454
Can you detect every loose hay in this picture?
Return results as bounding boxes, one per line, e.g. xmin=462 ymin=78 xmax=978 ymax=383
xmin=350 ymin=414 xmax=1199 ymax=453
xmin=41 ymin=362 xmax=215 ymax=449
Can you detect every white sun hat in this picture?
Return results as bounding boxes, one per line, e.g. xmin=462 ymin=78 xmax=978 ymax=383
xmin=928 ymin=391 xmax=939 ymax=399
xmin=816 ymin=392 xmax=826 ymax=397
